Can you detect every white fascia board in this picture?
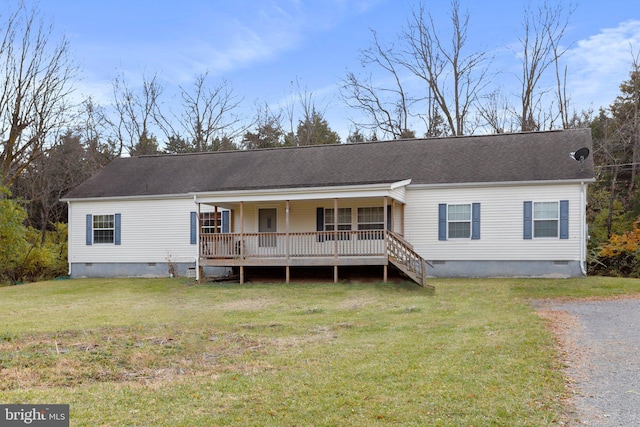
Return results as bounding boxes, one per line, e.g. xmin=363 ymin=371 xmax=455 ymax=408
xmin=60 ymin=193 xmax=193 ymax=203
xmin=407 ymin=178 xmax=595 ymax=190
xmin=390 ymin=179 xmax=412 ymax=190
xmin=193 ymin=180 xmax=411 ymax=204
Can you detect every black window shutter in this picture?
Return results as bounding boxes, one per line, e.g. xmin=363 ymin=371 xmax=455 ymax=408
xmin=222 ymin=211 xmax=230 ymax=233
xmin=438 ymin=204 xmax=447 ymax=241
xmin=190 ymin=212 xmax=197 ymax=244
xmin=316 ymin=207 xmax=324 ymax=242
xmin=471 ymin=203 xmax=481 ymax=240
xmin=559 ymin=200 xmax=569 ymax=239
xmin=86 ymin=214 xmax=92 ymax=245
xmin=114 ymin=213 xmax=121 ymax=245
xmin=523 ymin=201 xmax=533 ymax=239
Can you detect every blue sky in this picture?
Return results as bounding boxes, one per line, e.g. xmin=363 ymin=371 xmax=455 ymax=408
xmin=38 ymin=0 xmax=640 ymax=141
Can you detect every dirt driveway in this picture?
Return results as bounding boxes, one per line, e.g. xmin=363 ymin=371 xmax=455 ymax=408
xmin=534 ymin=296 xmax=640 ymax=426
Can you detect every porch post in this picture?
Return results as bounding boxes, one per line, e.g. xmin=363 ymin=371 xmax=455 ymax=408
xmin=213 ymin=206 xmax=218 ymax=256
xmin=401 ymin=203 xmax=405 ymax=235
xmin=383 ymin=196 xmax=388 ymax=283
xmin=286 ymin=200 xmax=290 ymax=284
xmin=383 ymin=196 xmax=388 ymax=230
xmin=196 ymin=201 xmax=201 ymax=283
xmin=390 ymin=199 xmax=395 ymax=232
xmin=334 ymin=198 xmax=338 ymax=283
xmin=240 ymin=201 xmax=244 ymax=285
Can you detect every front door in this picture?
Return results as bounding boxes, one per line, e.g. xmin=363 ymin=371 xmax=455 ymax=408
xmin=258 ymin=208 xmax=277 ymax=247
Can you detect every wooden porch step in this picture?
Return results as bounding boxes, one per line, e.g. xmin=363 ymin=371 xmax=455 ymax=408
xmin=386 ymin=231 xmax=434 ymax=290
xmin=388 ymin=256 xmax=435 ymax=290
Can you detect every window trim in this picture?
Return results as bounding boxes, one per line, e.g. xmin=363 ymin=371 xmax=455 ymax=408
xmin=323 ymin=207 xmax=352 ymax=241
xmin=439 ymin=203 xmax=480 ymax=241
xmin=524 ymin=200 xmax=569 ymax=240
xmin=447 ymin=203 xmax=472 ymax=239
xmin=200 ymin=212 xmax=222 ymax=234
xmin=324 ymin=207 xmax=352 ymax=232
xmin=87 ymin=213 xmax=120 ymax=245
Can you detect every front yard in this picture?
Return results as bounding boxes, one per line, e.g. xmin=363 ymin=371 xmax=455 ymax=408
xmin=1 ymin=277 xmax=639 ymax=426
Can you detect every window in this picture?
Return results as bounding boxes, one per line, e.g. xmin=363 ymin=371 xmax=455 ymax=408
xmin=533 ymin=202 xmax=559 ymax=238
xmin=358 ymin=207 xmax=384 ymax=239
xmin=447 ymin=204 xmax=471 ymax=238
xmin=523 ymin=200 xmax=568 ymax=240
xmin=86 ymin=214 xmax=120 ymax=245
xmin=200 ymin=212 xmax=221 ymax=234
xmin=93 ymin=214 xmax=115 ymax=244
xmin=325 ymin=208 xmax=352 ymax=231
xmin=438 ymin=203 xmax=480 ymax=241
xmin=323 ymin=208 xmax=351 ymax=240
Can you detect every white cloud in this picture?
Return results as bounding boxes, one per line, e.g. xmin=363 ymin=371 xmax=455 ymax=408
xmin=566 ymin=20 xmax=640 ymax=111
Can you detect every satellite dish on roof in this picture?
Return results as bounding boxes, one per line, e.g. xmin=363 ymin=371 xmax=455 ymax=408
xmin=571 ymin=147 xmax=590 ymax=162
xmin=570 ymin=147 xmax=590 ymax=171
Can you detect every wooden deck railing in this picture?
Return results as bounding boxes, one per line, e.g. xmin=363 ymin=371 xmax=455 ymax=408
xmin=201 ymin=230 xmax=386 ymax=259
xmin=200 ymin=230 xmax=432 ymax=287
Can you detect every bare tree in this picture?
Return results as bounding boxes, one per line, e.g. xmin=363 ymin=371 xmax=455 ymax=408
xmin=341 ymin=30 xmax=415 ymax=139
xmin=291 ymin=80 xmax=317 ymax=146
xmin=399 ymin=0 xmax=490 ymax=136
xmin=627 ymin=51 xmax=640 ymax=197
xmin=283 ymin=78 xmax=339 ymax=146
xmin=170 ymin=73 xmax=244 ymax=152
xmin=110 ymin=72 xmax=163 ymax=155
xmin=76 ymin=97 xmax=117 ymax=168
xmin=476 ymin=90 xmax=516 ymax=134
xmin=516 ymin=1 xmax=574 ymax=131
xmin=610 ymin=50 xmax=640 ymax=199
xmin=242 ymin=102 xmax=284 ymax=150
xmin=0 ymin=2 xmax=76 ymax=187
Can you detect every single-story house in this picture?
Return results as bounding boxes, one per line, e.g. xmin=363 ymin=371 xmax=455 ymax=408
xmin=61 ymin=129 xmax=595 ymax=285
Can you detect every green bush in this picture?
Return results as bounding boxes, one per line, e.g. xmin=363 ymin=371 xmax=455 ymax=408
xmin=0 ymin=188 xmax=29 ymax=284
xmin=16 ymin=223 xmax=68 ymax=282
xmin=1 ymin=187 xmax=68 ymax=284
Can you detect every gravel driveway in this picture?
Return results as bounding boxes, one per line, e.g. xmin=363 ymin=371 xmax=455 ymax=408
xmin=534 ymin=296 xmax=640 ymax=426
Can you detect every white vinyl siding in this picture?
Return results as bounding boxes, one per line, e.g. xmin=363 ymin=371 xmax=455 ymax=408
xmin=69 ymin=198 xmax=209 ymax=264
xmin=405 ymin=183 xmax=583 ymax=261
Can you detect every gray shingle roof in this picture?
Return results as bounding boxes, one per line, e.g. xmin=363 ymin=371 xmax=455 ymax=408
xmin=62 ymin=129 xmax=594 ymax=200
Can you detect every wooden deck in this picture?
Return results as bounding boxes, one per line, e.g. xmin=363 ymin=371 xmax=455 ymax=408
xmin=198 ymin=230 xmax=433 ymax=288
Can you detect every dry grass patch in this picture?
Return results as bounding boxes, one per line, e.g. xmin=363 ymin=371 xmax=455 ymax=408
xmin=0 ymin=325 xmax=274 ymax=390
xmin=216 ymin=296 xmax=276 ymax=311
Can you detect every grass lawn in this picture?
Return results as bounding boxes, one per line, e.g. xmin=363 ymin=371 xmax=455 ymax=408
xmin=1 ymin=276 xmax=640 ymax=426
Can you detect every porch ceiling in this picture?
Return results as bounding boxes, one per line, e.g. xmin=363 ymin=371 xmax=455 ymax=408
xmin=192 ymin=180 xmax=410 ymax=206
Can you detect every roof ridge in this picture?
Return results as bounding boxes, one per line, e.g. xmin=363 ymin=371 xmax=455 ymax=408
xmin=135 ymin=128 xmax=590 ymax=159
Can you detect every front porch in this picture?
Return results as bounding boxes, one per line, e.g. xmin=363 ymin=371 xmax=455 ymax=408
xmin=192 ymin=181 xmax=432 ymax=288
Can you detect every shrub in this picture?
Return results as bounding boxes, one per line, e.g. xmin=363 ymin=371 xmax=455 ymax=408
xmin=1 ymin=187 xmax=68 ymax=284
xmin=16 ymin=223 xmax=68 ymax=282
xmin=0 ymin=188 xmax=28 ymax=284
xmin=592 ymin=217 xmax=640 ymax=277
